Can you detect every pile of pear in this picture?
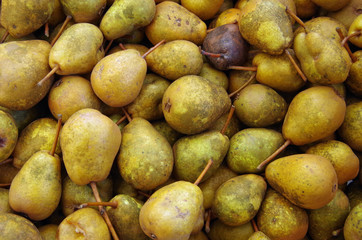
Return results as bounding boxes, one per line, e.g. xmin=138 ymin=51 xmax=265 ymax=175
xmin=0 ymin=0 xmax=362 ymax=239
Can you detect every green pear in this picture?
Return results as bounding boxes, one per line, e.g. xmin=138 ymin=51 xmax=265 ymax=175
xmin=173 ymin=130 xmax=229 ymax=183
xmin=162 ymin=75 xmax=231 ymax=135
xmin=118 ymin=117 xmax=173 ymax=191
xmin=207 ymin=111 xmax=241 ymax=139
xmin=139 ymin=181 xmax=203 ymax=240
xmin=9 ymin=150 xmax=61 ymax=221
xmin=0 ymin=110 xmax=18 ymax=163
xmin=0 ymin=213 xmax=42 ymax=240
xmin=60 ymin=108 xmax=121 ymax=185
xmin=60 ymin=0 xmax=107 ymax=23
xmin=100 ymin=0 xmax=156 ymax=40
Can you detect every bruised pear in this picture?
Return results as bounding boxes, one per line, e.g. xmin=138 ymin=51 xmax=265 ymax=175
xmin=162 ymin=75 xmax=231 ymax=135
xmin=265 ymin=154 xmax=338 ymax=209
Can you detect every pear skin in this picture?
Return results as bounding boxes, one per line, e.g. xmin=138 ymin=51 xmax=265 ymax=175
xmin=181 ymin=0 xmax=224 ymax=20
xmin=0 ymin=213 xmax=42 ymax=240
xmin=0 ymin=110 xmax=18 ymax=163
xmin=343 ymin=203 xmax=362 ymax=240
xmin=207 ymin=219 xmax=254 ymax=240
xmin=0 ymin=188 xmax=12 ymax=214
xmin=60 ymin=0 xmax=107 ymax=23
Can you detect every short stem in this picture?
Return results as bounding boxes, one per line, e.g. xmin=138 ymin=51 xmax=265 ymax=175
xmin=285 ymin=49 xmax=307 ymax=82
xmin=206 ymin=28 xmax=215 ymax=33
xmin=50 ymin=115 xmax=62 ymax=156
xmin=44 ymin=22 xmax=49 ymax=37
xmin=90 ymin=182 xmax=120 ymax=240
xmin=228 ymin=72 xmax=256 ymax=98
xmin=228 ymin=65 xmax=258 ymax=72
xmin=286 ymin=7 xmax=306 ymax=31
xmin=51 ymin=15 xmax=72 ymax=46
xmin=341 ymin=31 xmax=361 ymax=46
xmin=0 ymin=158 xmax=13 ymax=166
xmin=194 ymin=159 xmax=213 ymax=186
xmin=122 ymin=107 xmax=132 ymax=122
xmin=37 ymin=65 xmax=59 ymax=86
xmin=220 ymin=105 xmax=235 ymax=135
xmin=205 ymin=209 xmax=211 ymax=233
xmin=257 ymin=139 xmax=291 ymax=170
xmin=142 ymin=39 xmax=166 ymax=58
xmin=0 ymin=30 xmax=9 ymax=43
xmin=116 ymin=115 xmax=126 ymax=125
xmin=336 ymin=27 xmax=358 ymax=63
xmin=78 ymin=201 xmax=118 ymax=209
xmin=104 ymin=39 xmax=114 ymax=54
xmin=201 ymin=49 xmax=224 ymax=58
xmin=251 ymin=218 xmax=259 ymax=232
xmin=0 ymin=183 xmax=11 ymax=187
xmin=118 ymin=43 xmax=127 ymax=50
xmin=138 ymin=191 xmax=151 ymax=198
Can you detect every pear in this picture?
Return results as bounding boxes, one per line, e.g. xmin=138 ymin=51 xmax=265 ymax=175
xmin=60 ymin=108 xmax=121 ymax=185
xmin=139 ymin=181 xmax=203 ymax=240
xmin=0 ymin=0 xmax=54 ymax=38
xmin=145 ymin=40 xmax=203 ymax=81
xmin=91 ymin=49 xmax=147 ymax=107
xmin=0 ymin=110 xmax=18 ymax=163
xmin=152 ymin=120 xmax=183 ymax=145
xmin=9 ymin=150 xmax=61 ymax=221
xmin=181 ymin=0 xmax=224 ymax=20
xmin=57 ymin=207 xmax=110 ymax=240
xmin=293 ymin=0 xmax=318 ymax=19
xmin=265 ymin=154 xmax=338 ymax=209
xmin=100 ymin=0 xmax=156 ymax=40
xmin=208 ymin=111 xmax=241 ymax=139
xmin=48 ymin=0 xmax=66 ymax=26
xmin=348 ymin=14 xmax=362 ymax=48
xmin=248 ymin=231 xmax=271 ymax=240
xmin=338 ymin=101 xmax=362 ymax=152
xmin=346 ymin=50 xmax=362 ymax=97
xmin=162 ymin=75 xmax=231 ymax=135
xmin=213 ymin=174 xmax=267 ymax=226
xmin=189 ymin=231 xmax=209 ymax=240
xmin=233 ymin=84 xmax=287 ymax=127
xmin=346 ymin=180 xmax=362 ymax=209
xmin=238 ymin=0 xmax=293 ymax=55
xmin=215 ymin=8 xmax=242 ymax=27
xmin=207 ymin=219 xmax=254 ymax=240
xmin=1 ymin=105 xmax=40 ymax=132
xmin=327 ymin=0 xmax=362 ymax=29
xmin=145 ymin=1 xmax=207 ymax=45
xmin=39 ymin=224 xmax=58 ymax=240
xmin=257 ymin=189 xmax=308 ymax=240
xmin=60 ymin=0 xmax=107 ymax=23
xmin=0 ymin=26 xmax=35 ymax=42
xmin=0 ymin=188 xmax=12 ymax=213
xmin=0 ymin=213 xmax=42 ymax=240
xmin=48 ymin=75 xmax=102 ymax=123
xmin=49 ymin=23 xmax=104 ymax=75
xmin=173 ymin=130 xmax=229 ymax=183
xmin=227 ymin=128 xmax=285 ymax=173
xmin=0 ymin=160 xmax=19 ymax=184
xmin=308 ymin=189 xmax=350 ymax=240
xmin=0 ymin=40 xmax=53 ymax=110
xmin=118 ymin=117 xmax=173 ymax=191
xmin=228 ymin=67 xmax=257 ymax=94
xmin=199 ymin=63 xmax=229 ymax=90
xmin=306 ymin=140 xmax=359 ymax=184
xmin=13 ymin=118 xmax=61 ymax=168
xmin=311 ymin=0 xmax=350 ymax=11
xmin=343 ymin=203 xmax=362 ymax=240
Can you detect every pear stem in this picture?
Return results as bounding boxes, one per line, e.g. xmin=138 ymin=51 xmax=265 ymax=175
xmin=122 ymin=107 xmax=132 ymax=122
xmin=116 ymin=115 xmax=126 ymax=125
xmin=0 ymin=158 xmax=13 ymax=166
xmin=104 ymin=39 xmax=113 ymax=54
xmin=78 ymin=201 xmax=118 ymax=209
xmin=257 ymin=139 xmax=291 ymax=170
xmin=44 ymin=22 xmax=49 ymax=37
xmin=251 ymin=218 xmax=259 ymax=232
xmin=228 ymin=65 xmax=258 ymax=72
xmin=228 ymin=72 xmax=256 ymax=98
xmin=332 ymin=228 xmax=342 ymax=237
xmin=220 ymin=105 xmax=235 ymax=135
xmin=37 ymin=65 xmax=59 ymax=87
xmin=206 ymin=28 xmax=215 ymax=33
xmin=142 ymin=39 xmax=166 ymax=58
xmin=205 ymin=209 xmax=211 ymax=233
xmin=51 ymin=15 xmax=72 ymax=46
xmin=341 ymin=31 xmax=361 ymax=46
xmin=194 ymin=158 xmax=213 ymax=186
xmin=0 ymin=183 xmax=11 ymax=187
xmin=118 ymin=43 xmax=127 ymax=50
xmin=138 ymin=191 xmax=151 ymax=198
xmin=90 ymin=182 xmax=120 ymax=240
xmin=0 ymin=30 xmax=9 ymax=43
xmin=336 ymin=27 xmax=358 ymax=63
xmin=285 ymin=7 xmax=307 ymax=32
xmin=50 ymin=116 xmax=62 ymax=156
xmin=201 ymin=49 xmax=224 ymax=58
xmin=285 ymin=49 xmax=307 ymax=82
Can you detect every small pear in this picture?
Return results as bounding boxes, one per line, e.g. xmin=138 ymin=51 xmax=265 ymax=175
xmin=91 ymin=49 xmax=147 ymax=107
xmin=181 ymin=0 xmax=224 ymax=20
xmin=60 ymin=108 xmax=121 ymax=185
xmin=0 ymin=110 xmax=18 ymax=163
xmin=60 ymin=0 xmax=107 ymax=23
xmin=346 ymin=50 xmax=362 ymax=97
xmin=0 ymin=213 xmax=42 ymax=240
xmin=215 ymin=8 xmax=242 ymax=27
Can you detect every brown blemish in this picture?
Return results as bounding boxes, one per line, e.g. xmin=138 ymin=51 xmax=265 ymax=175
xmin=0 ymin=137 xmax=6 ymax=148
xmin=164 ymin=98 xmax=171 ymax=112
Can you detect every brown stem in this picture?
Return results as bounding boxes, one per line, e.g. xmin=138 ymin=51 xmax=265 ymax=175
xmin=251 ymin=218 xmax=259 ymax=232
xmin=50 ymin=115 xmax=62 ymax=156
xmin=116 ymin=115 xmax=126 ymax=125
xmin=206 ymin=28 xmax=215 ymax=33
xmin=51 ymin=15 xmax=72 ymax=46
xmin=138 ymin=191 xmax=151 ymax=198
xmin=228 ymin=72 xmax=256 ymax=98
xmin=228 ymin=65 xmax=258 ymax=72
xmin=220 ymin=105 xmax=235 ymax=135
xmin=341 ymin=31 xmax=361 ymax=46
xmin=194 ymin=159 xmax=213 ymax=186
xmin=201 ymin=49 xmax=224 ymax=58
xmin=142 ymin=39 xmax=166 ymax=58
xmin=285 ymin=7 xmax=307 ymax=31
xmin=0 ymin=30 xmax=9 ymax=43
xmin=37 ymin=65 xmax=59 ymax=86
xmin=0 ymin=158 xmax=13 ymax=166
xmin=122 ymin=108 xmax=132 ymax=122
xmin=205 ymin=209 xmax=211 ymax=233
xmin=285 ymin=49 xmax=307 ymax=82
xmin=78 ymin=201 xmax=118 ymax=209
xmin=104 ymin=39 xmax=114 ymax=54
xmin=118 ymin=43 xmax=127 ymax=50
xmin=0 ymin=183 xmax=11 ymax=187
xmin=257 ymin=139 xmax=291 ymax=170
xmin=90 ymin=182 xmax=120 ymax=240
xmin=336 ymin=27 xmax=358 ymax=63
xmin=45 ymin=22 xmax=49 ymax=37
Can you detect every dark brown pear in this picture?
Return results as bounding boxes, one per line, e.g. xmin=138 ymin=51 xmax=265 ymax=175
xmin=202 ymin=23 xmax=248 ymax=70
